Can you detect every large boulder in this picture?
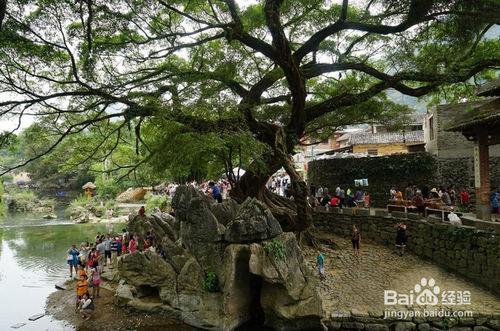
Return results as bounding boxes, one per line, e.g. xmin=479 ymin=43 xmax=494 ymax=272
xmin=224 ymin=198 xmax=283 ymax=243
xmin=210 ymin=199 xmax=239 ymax=226
xmin=116 ymin=187 xmax=148 ymax=202
xmin=117 ymin=250 xmax=176 ymax=289
xmin=250 ymin=233 xmax=324 ymax=330
xmin=115 ymin=185 xmax=324 ymax=331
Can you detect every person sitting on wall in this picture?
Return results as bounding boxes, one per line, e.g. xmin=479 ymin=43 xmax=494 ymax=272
xmin=395 ymin=189 xmax=403 ymax=205
xmin=320 ymin=192 xmax=331 ymax=207
xmin=413 ymin=192 xmax=425 ymax=214
xmin=329 ymin=195 xmax=340 ymax=207
xmin=354 ymin=189 xmax=364 ymax=207
xmin=429 ymin=188 xmax=439 ymax=199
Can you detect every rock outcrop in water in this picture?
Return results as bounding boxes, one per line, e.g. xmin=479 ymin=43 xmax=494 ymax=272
xmin=115 ymin=185 xmax=324 ymax=330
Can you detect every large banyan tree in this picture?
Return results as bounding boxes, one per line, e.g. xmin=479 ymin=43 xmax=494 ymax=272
xmin=0 ymin=0 xmax=499 ymax=231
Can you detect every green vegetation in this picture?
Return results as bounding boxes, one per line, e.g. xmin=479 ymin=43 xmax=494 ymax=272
xmin=263 ymin=239 xmax=287 ymax=262
xmin=0 ymin=181 xmax=6 ymax=217
xmin=66 ymin=194 xmax=116 ymax=218
xmin=203 ymin=272 xmax=220 ymax=293
xmin=5 ymin=188 xmax=55 ymax=213
xmin=144 ymin=193 xmax=170 ymax=212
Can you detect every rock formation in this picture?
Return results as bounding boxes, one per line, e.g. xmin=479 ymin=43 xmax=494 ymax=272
xmin=115 ymin=185 xmax=324 ymax=330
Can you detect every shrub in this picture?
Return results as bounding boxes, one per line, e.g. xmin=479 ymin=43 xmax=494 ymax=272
xmin=66 ymin=194 xmax=116 ymax=217
xmin=144 ymin=192 xmax=170 ymax=211
xmin=203 ymin=272 xmax=220 ymax=292
xmin=5 ymin=188 xmax=55 ymax=212
xmin=263 ymin=239 xmax=286 ymax=261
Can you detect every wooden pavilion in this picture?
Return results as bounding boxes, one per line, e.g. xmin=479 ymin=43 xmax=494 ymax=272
xmin=445 ymin=79 xmax=500 ymax=221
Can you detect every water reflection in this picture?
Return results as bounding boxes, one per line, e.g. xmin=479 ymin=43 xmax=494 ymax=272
xmin=0 ymin=214 xmax=120 ymax=330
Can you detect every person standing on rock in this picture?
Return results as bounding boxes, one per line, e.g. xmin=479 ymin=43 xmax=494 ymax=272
xmin=208 ymin=181 xmax=223 ymax=203
xmin=351 ymin=225 xmax=361 ymax=257
xmin=67 ymin=244 xmax=80 ymax=279
xmin=96 ymin=239 xmax=106 ymax=266
xmin=128 ymin=234 xmax=138 ymax=253
xmin=316 ymin=251 xmax=325 ymax=280
xmin=103 ymin=234 xmax=112 ymax=266
xmin=138 ymin=206 xmax=145 ymax=216
xmin=91 ymin=266 xmax=101 ymax=298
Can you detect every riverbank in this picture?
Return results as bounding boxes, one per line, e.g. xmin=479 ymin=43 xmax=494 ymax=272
xmin=46 ymin=279 xmax=194 ymax=331
xmin=86 ymin=215 xmax=128 ymax=224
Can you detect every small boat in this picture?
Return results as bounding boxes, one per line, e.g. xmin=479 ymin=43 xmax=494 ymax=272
xmin=28 ymin=313 xmax=44 ymax=321
xmin=11 ymin=322 xmax=26 ymax=329
xmin=55 ymin=282 xmax=67 ymax=290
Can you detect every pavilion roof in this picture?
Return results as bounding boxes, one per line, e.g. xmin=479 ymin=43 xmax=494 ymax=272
xmin=445 ymin=98 xmax=500 ymax=133
xmin=476 ymin=78 xmax=500 ymax=97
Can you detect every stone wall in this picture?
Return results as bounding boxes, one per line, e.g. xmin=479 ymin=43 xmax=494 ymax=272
xmin=325 ymin=311 xmax=500 ymax=331
xmin=437 ymin=157 xmax=500 ymax=190
xmin=313 ymin=211 xmax=500 ymax=295
xmin=308 ymin=153 xmax=500 ymax=207
xmin=425 ymin=101 xmax=500 ymax=159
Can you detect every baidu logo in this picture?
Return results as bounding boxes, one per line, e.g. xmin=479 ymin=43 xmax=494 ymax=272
xmin=384 ymin=277 xmax=471 ymax=306
xmin=414 ymin=277 xmax=440 ymax=305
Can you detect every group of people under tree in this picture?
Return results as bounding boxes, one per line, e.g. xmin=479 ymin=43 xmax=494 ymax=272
xmin=309 ymin=184 xmax=370 ymax=209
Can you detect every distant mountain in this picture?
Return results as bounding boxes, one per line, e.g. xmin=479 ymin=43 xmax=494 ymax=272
xmin=386 ymin=89 xmax=427 ymax=113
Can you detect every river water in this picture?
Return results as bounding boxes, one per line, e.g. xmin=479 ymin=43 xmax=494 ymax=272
xmin=0 ymin=213 xmax=119 ymax=330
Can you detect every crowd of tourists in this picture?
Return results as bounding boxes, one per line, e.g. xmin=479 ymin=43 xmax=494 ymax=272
xmin=267 ymin=174 xmax=292 ymax=197
xmin=388 ymin=184 xmax=500 ymax=214
xmin=66 ymin=216 xmax=166 ymax=321
xmin=389 ymin=185 xmax=468 ymax=208
xmin=308 ymin=184 xmax=370 ymax=209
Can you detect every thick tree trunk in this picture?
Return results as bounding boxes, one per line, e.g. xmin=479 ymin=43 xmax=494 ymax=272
xmin=230 ymin=126 xmax=312 ymax=232
xmin=0 ymin=0 xmax=6 ymax=29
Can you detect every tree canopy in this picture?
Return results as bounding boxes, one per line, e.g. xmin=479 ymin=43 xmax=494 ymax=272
xmin=0 ymin=0 xmax=498 ymax=229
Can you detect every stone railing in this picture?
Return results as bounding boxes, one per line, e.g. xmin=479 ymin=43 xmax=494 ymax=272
xmin=313 ymin=209 xmax=500 ymax=295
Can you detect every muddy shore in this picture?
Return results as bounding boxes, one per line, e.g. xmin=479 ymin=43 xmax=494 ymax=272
xmin=46 ymin=279 xmax=196 ymax=331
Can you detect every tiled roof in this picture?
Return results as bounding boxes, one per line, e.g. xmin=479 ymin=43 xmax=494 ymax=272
xmin=342 ymin=130 xmax=424 ymax=145
xmin=445 ymin=98 xmax=500 ymax=132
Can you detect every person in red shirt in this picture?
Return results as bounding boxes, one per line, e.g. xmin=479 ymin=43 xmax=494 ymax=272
xmin=329 ymin=195 xmax=340 ymax=207
xmin=460 ymin=188 xmax=470 ymax=205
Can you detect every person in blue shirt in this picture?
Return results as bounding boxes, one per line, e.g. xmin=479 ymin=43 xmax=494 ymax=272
xmin=209 ymin=181 xmax=223 ymax=203
xmin=316 ymin=251 xmax=325 ymax=280
xmin=491 ymin=188 xmax=499 ymax=214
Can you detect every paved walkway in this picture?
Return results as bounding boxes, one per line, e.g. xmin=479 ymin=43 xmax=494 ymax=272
xmin=304 ymin=230 xmax=500 ymax=316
